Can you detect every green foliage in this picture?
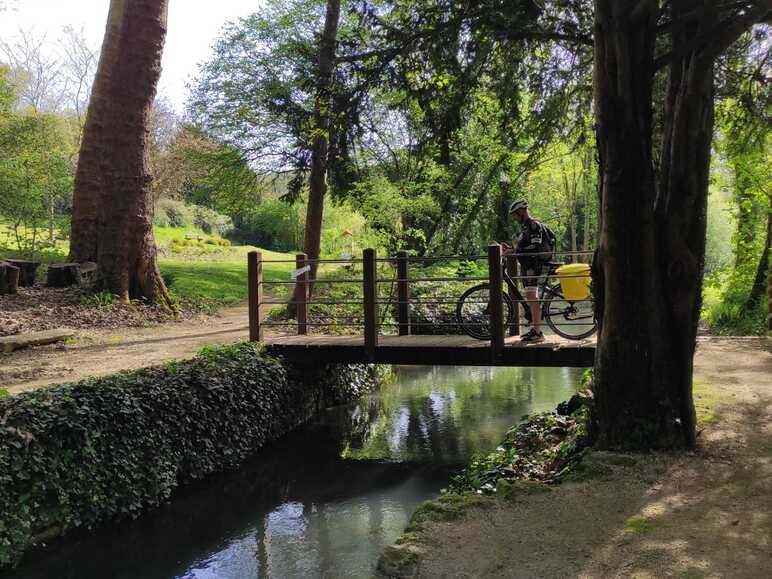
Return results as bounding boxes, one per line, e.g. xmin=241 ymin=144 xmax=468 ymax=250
xmin=704 ymin=273 xmax=767 ymax=335
xmin=154 ymin=198 xmax=196 ymax=228
xmin=235 ymin=197 xmax=304 ymax=252
xmin=153 ymin=199 xmax=233 ymax=237
xmin=188 ymin=0 xmax=325 ymax=199
xmin=449 ymin=407 xmax=590 ymax=494
xmin=0 ymin=343 xmax=380 ymax=569
xmin=701 ymin=98 xmax=771 ymax=335
xmin=704 ymin=185 xmax=736 ymax=276
xmin=0 ymin=71 xmax=73 ymax=256
xmin=79 ymin=291 xmax=115 ymax=308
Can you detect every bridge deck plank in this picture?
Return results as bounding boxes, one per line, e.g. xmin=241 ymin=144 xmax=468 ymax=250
xmin=264 ymin=334 xmax=595 ymax=367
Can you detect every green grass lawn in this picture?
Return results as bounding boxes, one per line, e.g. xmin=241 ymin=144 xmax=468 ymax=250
xmin=159 ymin=248 xmax=294 ymax=308
xmin=0 ymin=222 xmax=296 ymax=310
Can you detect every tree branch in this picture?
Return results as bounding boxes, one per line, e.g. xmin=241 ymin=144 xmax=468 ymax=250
xmin=654 ymin=1 xmax=772 ymax=70
xmin=492 ymin=29 xmax=593 ymax=46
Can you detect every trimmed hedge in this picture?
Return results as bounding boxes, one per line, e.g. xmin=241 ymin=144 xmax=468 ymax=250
xmin=0 ymin=343 xmax=380 ymax=568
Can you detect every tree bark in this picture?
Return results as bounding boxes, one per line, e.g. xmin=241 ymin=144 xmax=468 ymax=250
xmin=291 ymin=0 xmax=341 ymax=307
xmin=69 ymin=0 xmax=123 ymax=263
xmin=592 ymin=0 xmax=694 ymax=449
xmin=591 ymin=1 xmax=769 ymax=449
xmin=72 ymin=0 xmax=171 ymax=306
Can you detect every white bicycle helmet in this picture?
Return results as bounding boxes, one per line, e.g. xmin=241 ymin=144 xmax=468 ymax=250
xmin=508 ymin=198 xmax=528 ymax=214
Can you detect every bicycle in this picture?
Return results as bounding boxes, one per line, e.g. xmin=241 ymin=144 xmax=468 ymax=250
xmin=455 ymin=258 xmax=597 ymax=341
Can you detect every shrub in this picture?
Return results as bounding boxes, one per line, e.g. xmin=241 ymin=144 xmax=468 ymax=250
xmin=154 ymin=198 xmax=196 ymax=229
xmin=0 ymin=343 xmax=380 ymax=568
xmin=193 ymin=205 xmax=233 ymax=237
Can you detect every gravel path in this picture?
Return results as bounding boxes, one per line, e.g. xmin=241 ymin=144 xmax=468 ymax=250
xmin=1 ymin=304 xmax=255 ymax=394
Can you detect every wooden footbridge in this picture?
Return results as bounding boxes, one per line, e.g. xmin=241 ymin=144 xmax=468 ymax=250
xmin=248 ymin=245 xmax=596 ymax=368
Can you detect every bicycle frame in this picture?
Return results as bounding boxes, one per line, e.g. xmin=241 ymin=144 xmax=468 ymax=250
xmin=501 ymin=265 xmax=560 ymax=320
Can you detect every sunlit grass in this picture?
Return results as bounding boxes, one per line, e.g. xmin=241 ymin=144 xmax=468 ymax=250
xmin=159 ymin=250 xmax=294 ymax=308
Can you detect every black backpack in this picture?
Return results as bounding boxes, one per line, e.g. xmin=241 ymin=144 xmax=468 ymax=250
xmin=540 ymin=222 xmax=557 ymax=261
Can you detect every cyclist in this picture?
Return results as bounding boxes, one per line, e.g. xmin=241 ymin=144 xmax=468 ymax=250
xmin=506 ymin=198 xmax=554 ymax=343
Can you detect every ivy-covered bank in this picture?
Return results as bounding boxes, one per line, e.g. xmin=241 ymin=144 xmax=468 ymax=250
xmin=0 ymin=342 xmax=383 ymax=569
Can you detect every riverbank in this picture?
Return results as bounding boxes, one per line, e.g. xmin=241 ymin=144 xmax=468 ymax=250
xmin=379 ymin=337 xmax=772 ymax=578
xmin=0 ymin=343 xmax=383 ymax=569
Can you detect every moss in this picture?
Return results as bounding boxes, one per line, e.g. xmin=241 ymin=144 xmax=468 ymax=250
xmin=406 ymin=493 xmax=491 ymax=533
xmin=561 ymin=453 xmax=614 ymax=482
xmin=693 ymin=380 xmax=721 ymax=425
xmin=376 ymin=544 xmax=422 ymax=578
xmin=495 ymin=479 xmax=552 ymax=501
xmin=625 ymin=515 xmax=654 ymax=533
xmin=394 ymin=532 xmax=420 ymax=545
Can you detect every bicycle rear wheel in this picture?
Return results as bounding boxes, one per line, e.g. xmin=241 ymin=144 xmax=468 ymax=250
xmin=456 ymin=284 xmax=514 ymax=340
xmin=542 ymin=285 xmax=597 ymax=340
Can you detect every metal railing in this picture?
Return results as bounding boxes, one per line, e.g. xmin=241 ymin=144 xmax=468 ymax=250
xmin=247 ymin=245 xmax=594 ymax=357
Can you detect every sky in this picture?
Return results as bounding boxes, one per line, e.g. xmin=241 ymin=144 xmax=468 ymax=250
xmin=0 ymin=0 xmax=262 ymax=110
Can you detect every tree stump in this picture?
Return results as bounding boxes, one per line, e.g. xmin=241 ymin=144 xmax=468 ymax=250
xmin=0 ymin=262 xmax=20 ymax=295
xmin=46 ymin=263 xmax=82 ymax=288
xmin=6 ymin=259 xmax=41 ymax=287
xmin=79 ymin=261 xmax=97 ymax=279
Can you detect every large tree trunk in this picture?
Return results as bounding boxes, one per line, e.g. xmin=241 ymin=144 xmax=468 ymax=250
xmin=592 ymin=0 xmax=770 ymax=449
xmin=291 ymin=0 xmax=341 ymax=307
xmin=69 ymin=1 xmax=121 ymax=263
xmin=592 ymin=0 xmax=695 ymax=449
xmin=74 ymin=0 xmax=171 ymax=305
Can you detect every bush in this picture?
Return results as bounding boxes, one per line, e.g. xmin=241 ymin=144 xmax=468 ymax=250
xmin=704 ymin=279 xmax=767 ymax=335
xmin=154 ymin=200 xmax=233 ymax=237
xmin=193 ymin=205 xmax=233 ymax=237
xmin=0 ymin=343 xmax=380 ymax=569
xmin=154 ymin=198 xmax=196 ymax=229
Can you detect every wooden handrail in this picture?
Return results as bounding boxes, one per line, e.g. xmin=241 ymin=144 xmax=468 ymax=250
xmin=488 ymin=243 xmax=505 ymax=357
xmin=248 ymin=251 xmax=263 ymax=341
xmin=397 ymin=250 xmax=410 ymax=336
xmin=296 ymin=253 xmax=308 ymax=335
xmin=363 ymin=248 xmax=378 ymax=357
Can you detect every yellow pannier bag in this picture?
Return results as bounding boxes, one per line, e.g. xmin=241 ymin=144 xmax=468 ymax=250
xmin=556 ymin=263 xmax=592 ymax=301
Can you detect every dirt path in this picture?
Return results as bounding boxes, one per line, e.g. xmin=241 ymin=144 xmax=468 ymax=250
xmin=1 ymin=304 xmax=256 ymax=395
xmin=408 ymin=337 xmax=772 ymax=579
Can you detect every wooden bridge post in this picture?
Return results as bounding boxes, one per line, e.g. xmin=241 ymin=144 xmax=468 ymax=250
xmin=397 ymin=250 xmax=410 ymax=336
xmin=296 ymin=253 xmax=308 ymax=335
xmin=506 ymin=254 xmax=520 ymax=337
xmin=248 ymin=251 xmax=263 ymax=342
xmin=363 ymin=248 xmax=378 ymax=358
xmin=488 ymin=243 xmax=505 ymax=357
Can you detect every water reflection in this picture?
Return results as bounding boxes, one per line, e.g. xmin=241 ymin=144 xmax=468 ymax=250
xmin=5 ymin=365 xmax=580 ymax=579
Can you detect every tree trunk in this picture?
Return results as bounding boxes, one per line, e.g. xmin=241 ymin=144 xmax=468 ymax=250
xmin=290 ymin=0 xmax=341 ymax=309
xmin=592 ymin=0 xmax=695 ymax=449
xmin=73 ymin=0 xmax=171 ymax=305
xmin=69 ymin=0 xmax=122 ymax=263
xmin=592 ymin=1 xmax=770 ymax=448
xmin=748 ymin=209 xmax=771 ymax=305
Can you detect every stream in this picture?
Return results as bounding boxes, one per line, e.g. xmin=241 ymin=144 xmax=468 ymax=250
xmin=8 ymin=365 xmax=582 ymax=579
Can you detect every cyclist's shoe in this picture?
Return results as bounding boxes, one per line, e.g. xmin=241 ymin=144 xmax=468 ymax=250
xmin=521 ymin=328 xmax=545 ymax=343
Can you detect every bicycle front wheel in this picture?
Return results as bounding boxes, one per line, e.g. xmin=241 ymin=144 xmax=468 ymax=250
xmin=542 ymin=285 xmax=597 ymax=340
xmin=456 ymin=284 xmax=514 ymax=340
